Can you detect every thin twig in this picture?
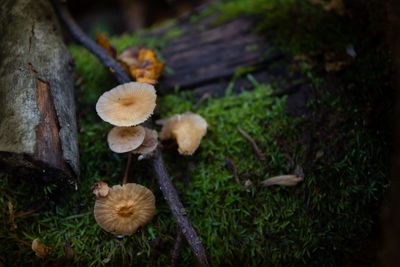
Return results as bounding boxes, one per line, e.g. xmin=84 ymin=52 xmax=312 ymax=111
xmin=12 ymin=238 xmax=31 ymax=247
xmin=14 ymin=200 xmax=48 ymax=219
xmin=122 ymin=153 xmax=132 ymax=185
xmin=226 ymin=157 xmax=241 ymax=186
xmin=193 ymin=92 xmax=211 ymax=110
xmin=152 ymin=150 xmax=209 ymax=266
xmin=171 ymin=230 xmax=184 ymax=267
xmin=52 ymin=1 xmax=130 ymax=84
xmin=237 ymin=127 xmax=266 ymax=161
xmin=53 ymin=2 xmax=210 ymax=266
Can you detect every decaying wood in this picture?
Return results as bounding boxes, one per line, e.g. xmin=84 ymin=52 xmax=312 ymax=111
xmin=159 ymin=17 xmax=283 ymax=92
xmin=0 ymin=0 xmax=79 ymax=187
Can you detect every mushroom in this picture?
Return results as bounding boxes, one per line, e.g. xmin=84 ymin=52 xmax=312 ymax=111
xmin=96 ymin=82 xmax=156 ymax=126
xmin=32 ymin=238 xmax=51 ymax=258
xmin=94 ymin=183 xmax=156 ymax=236
xmin=131 ymin=127 xmax=158 ymax=157
xmin=159 ymin=112 xmax=207 ymax=155
xmin=91 ymin=181 xmax=110 ymax=198
xmin=107 ymin=125 xmax=146 ymax=153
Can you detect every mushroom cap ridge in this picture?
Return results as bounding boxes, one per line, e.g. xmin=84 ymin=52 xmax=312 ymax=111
xmin=94 ymin=183 xmax=156 ymax=236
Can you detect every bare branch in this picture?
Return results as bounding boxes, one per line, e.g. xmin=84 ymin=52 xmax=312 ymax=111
xmin=237 ymin=127 xmax=266 ymax=161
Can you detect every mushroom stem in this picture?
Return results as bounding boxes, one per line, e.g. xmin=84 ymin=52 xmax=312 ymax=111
xmin=122 ymin=153 xmax=133 ymax=185
xmin=53 ymin=2 xmax=210 ymax=265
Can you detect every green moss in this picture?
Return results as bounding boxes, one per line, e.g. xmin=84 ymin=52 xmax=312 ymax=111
xmin=158 ymin=77 xmax=388 ymax=265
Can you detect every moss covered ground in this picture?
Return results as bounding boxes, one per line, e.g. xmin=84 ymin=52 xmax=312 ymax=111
xmin=0 ymin=0 xmax=392 ymax=265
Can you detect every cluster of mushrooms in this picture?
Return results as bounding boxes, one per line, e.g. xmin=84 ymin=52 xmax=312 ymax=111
xmin=91 ymin=77 xmax=207 ymax=236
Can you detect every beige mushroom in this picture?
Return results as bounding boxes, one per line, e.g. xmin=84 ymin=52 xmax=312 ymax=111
xmin=94 ymin=183 xmax=156 ymax=236
xmin=96 ymin=82 xmax=156 ymax=126
xmin=107 ymin=125 xmax=145 ymax=153
xmin=159 ymin=112 xmax=207 ymax=155
xmin=32 ymin=238 xmax=51 ymax=258
xmin=91 ymin=181 xmax=110 ymax=198
xmin=131 ymin=127 xmax=158 ymax=156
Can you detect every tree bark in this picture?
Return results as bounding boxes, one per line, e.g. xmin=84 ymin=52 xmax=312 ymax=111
xmin=0 ymin=0 xmax=79 ymax=188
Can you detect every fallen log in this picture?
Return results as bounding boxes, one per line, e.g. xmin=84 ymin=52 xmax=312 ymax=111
xmin=0 ymin=0 xmax=79 ymax=188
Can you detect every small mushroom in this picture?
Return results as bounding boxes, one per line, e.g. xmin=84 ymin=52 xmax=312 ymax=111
xmin=32 ymin=238 xmax=51 ymax=258
xmin=107 ymin=126 xmax=146 ymax=153
xmin=131 ymin=127 xmax=158 ymax=156
xmin=159 ymin=112 xmax=207 ymax=155
xmin=91 ymin=181 xmax=110 ymax=198
xmin=96 ymin=82 xmax=156 ymax=126
xmin=94 ymin=183 xmax=156 ymax=236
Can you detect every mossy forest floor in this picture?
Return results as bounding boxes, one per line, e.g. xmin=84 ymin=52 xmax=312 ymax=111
xmin=0 ymin=0 xmax=392 ymax=265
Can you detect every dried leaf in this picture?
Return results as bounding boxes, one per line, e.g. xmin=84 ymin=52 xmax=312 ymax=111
xmin=32 ymin=238 xmax=51 ymax=258
xmin=260 ymin=175 xmax=303 ymax=187
xmin=8 ymin=201 xmax=17 ymax=229
xmin=96 ymin=32 xmax=117 ymax=58
xmin=130 ymin=48 xmax=164 ymax=84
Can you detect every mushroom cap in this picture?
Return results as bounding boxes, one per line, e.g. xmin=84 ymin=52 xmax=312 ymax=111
xmin=107 ymin=126 xmax=146 ymax=153
xmin=159 ymin=112 xmax=207 ymax=155
xmin=132 ymin=128 xmax=158 ymax=155
xmin=94 ymin=183 xmax=155 ymax=236
xmin=91 ymin=181 xmax=110 ymax=198
xmin=96 ymin=82 xmax=156 ymax=126
xmin=32 ymin=238 xmax=51 ymax=258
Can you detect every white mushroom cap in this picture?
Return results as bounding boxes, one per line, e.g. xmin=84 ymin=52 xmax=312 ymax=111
xmin=107 ymin=126 xmax=145 ymax=153
xmin=159 ymin=112 xmax=207 ymax=155
xmin=96 ymin=82 xmax=156 ymax=126
xmin=132 ymin=128 xmax=158 ymax=156
xmin=94 ymin=183 xmax=156 ymax=236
